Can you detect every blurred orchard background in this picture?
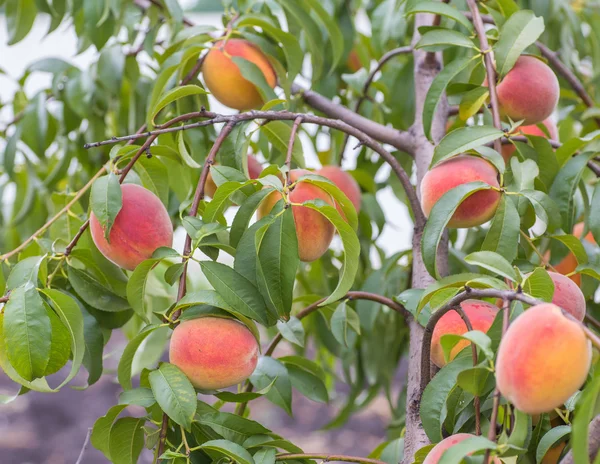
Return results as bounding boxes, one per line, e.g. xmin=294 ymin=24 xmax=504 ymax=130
xmin=0 ymin=2 xmax=411 ymax=463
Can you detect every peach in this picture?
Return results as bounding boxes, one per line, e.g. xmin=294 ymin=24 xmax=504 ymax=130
xmin=169 ymin=317 xmax=259 ymax=390
xmin=205 ymin=155 xmax=263 ymax=198
xmin=420 ymin=155 xmax=501 ymax=228
xmin=430 ymin=300 xmax=498 ymax=368
xmin=346 ymin=49 xmax=362 ymax=72
xmin=541 ymin=441 xmax=567 ymax=464
xmin=545 ymin=271 xmax=586 ymax=321
xmin=424 ymin=434 xmax=500 ymax=464
xmin=90 ymin=183 xmax=173 ymax=271
xmin=316 ymin=166 xmax=361 ymax=217
xmin=202 ymin=39 xmax=276 ymax=110
xmin=552 ymin=222 xmax=596 ymax=286
xmin=258 ymin=169 xmax=335 ymax=262
xmin=496 ymin=303 xmax=591 ymax=415
xmin=502 ymin=118 xmax=558 ymax=161
xmin=496 ymin=56 xmax=559 ymax=125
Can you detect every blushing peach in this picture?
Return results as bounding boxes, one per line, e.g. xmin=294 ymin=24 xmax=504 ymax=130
xmin=496 ymin=56 xmax=559 ymax=125
xmin=346 ymin=49 xmax=362 ymax=72
xmin=420 ymin=155 xmax=501 ymax=228
xmin=546 ymin=271 xmax=586 ymax=321
xmin=316 ymin=166 xmax=361 ymax=217
xmin=258 ymin=169 xmax=335 ymax=262
xmin=169 ymin=317 xmax=259 ymax=390
xmin=205 ymin=155 xmax=263 ymax=198
xmin=430 ymin=300 xmax=498 ymax=368
xmin=496 ymin=304 xmax=591 ymax=414
xmin=90 ymin=183 xmax=173 ymax=271
xmin=502 ymin=118 xmax=558 ymax=161
xmin=552 ymin=222 xmax=596 ymax=287
xmin=424 ymin=434 xmax=501 ymax=464
xmin=202 ymin=39 xmax=276 ymax=110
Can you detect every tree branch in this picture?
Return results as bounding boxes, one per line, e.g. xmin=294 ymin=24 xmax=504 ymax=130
xmin=285 ymin=116 xmax=303 ymax=185
xmin=74 ymin=427 xmax=93 ymax=464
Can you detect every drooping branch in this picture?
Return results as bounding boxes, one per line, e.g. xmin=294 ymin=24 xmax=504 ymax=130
xmin=466 ymin=0 xmax=503 ymax=153
xmin=276 ymin=454 xmax=387 ymax=464
xmin=85 ymin=109 xmax=425 ymax=225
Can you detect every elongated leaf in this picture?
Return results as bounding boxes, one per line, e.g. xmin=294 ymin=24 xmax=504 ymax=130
xmin=495 ymin=11 xmax=545 ymax=76
xmin=331 ymin=301 xmax=361 ymax=347
xmin=303 ymin=0 xmax=344 ymax=72
xmin=424 ymin=57 xmax=475 ymax=140
xmin=118 ymin=325 xmax=161 ymax=390
xmin=90 ymin=173 xmax=122 ymax=241
xmin=415 ymin=28 xmax=476 ymax=52
xmin=126 ymin=259 xmax=160 ymax=322
xmin=536 ymin=426 xmax=570 ymax=463
xmin=591 ymin=183 xmax=600 ymax=245
xmin=91 ymin=405 xmax=127 ymax=460
xmin=119 ymin=387 xmax=156 ymax=408
xmin=464 ymin=251 xmax=517 ymax=281
xmin=301 ymin=175 xmax=359 ymax=231
xmin=108 ymin=417 xmax=146 ymax=464
xmin=571 ymin=371 xmax=600 ymax=464
xmin=437 ymin=436 xmax=497 ymax=464
xmin=261 ymin=121 xmax=305 ymax=168
xmin=432 ymin=127 xmax=505 ymax=167
xmin=6 ymin=0 xmax=36 ymax=45
xmin=276 ymin=317 xmax=305 ymax=347
xmin=231 ymin=189 xmax=273 ymax=248
xmin=197 ymin=411 xmax=270 ymax=444
xmin=522 ymin=268 xmax=554 ymax=302
xmin=406 ymin=1 xmax=473 ymax=31
xmin=422 ymin=182 xmax=493 ymax=278
xmin=150 ymin=85 xmax=207 ymax=124
xmin=250 ymin=356 xmax=292 ymax=415
xmin=481 ymin=196 xmax=520 ymax=263
xmin=201 ymin=439 xmax=255 ymax=464
xmin=440 ymin=330 xmax=494 ymax=363
xmin=67 ymin=266 xmax=130 ymax=312
xmin=149 ymin=362 xmax=197 ymax=431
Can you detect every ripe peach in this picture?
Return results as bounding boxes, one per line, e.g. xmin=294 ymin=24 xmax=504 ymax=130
xmin=496 ymin=56 xmax=559 ymax=125
xmin=202 ymin=39 xmax=276 ymax=110
xmin=346 ymin=49 xmax=362 ymax=72
xmin=424 ymin=434 xmax=500 ymax=464
xmin=258 ymin=169 xmax=335 ymax=262
xmin=316 ymin=166 xmax=361 ymax=216
xmin=430 ymin=300 xmax=498 ymax=368
xmin=552 ymin=222 xmax=596 ymax=287
xmin=502 ymin=118 xmax=558 ymax=161
xmin=496 ymin=303 xmax=591 ymax=414
xmin=90 ymin=183 xmax=173 ymax=271
xmin=169 ymin=317 xmax=259 ymax=390
xmin=420 ymin=155 xmax=501 ymax=228
xmin=546 ymin=271 xmax=586 ymax=321
xmin=205 ymin=155 xmax=263 ymax=198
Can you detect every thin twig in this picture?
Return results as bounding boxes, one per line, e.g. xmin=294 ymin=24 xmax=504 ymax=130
xmin=466 ymin=0 xmax=502 ymax=153
xmin=585 ymin=314 xmax=600 ymax=332
xmin=75 ymin=428 xmax=93 ymax=464
xmin=155 ymin=413 xmax=170 ymax=463
xmin=276 ymin=454 xmax=386 ymax=464
xmin=285 ymin=117 xmax=303 ymax=185
xmin=0 ymin=295 xmax=8 ymax=304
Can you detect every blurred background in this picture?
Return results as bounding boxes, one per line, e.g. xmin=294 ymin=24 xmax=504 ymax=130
xmin=0 ymin=2 xmax=411 ymax=463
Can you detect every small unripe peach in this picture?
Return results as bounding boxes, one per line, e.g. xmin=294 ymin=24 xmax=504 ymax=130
xmin=496 ymin=303 xmax=591 ymax=414
xmin=496 ymin=56 xmax=560 ymax=125
xmin=205 ymin=155 xmax=263 ymax=198
xmin=546 ymin=271 xmax=586 ymax=321
xmin=316 ymin=165 xmax=361 ymax=217
xmin=430 ymin=300 xmax=498 ymax=368
xmin=90 ymin=184 xmax=173 ymax=271
xmin=202 ymin=39 xmax=276 ymax=110
xmin=502 ymin=118 xmax=558 ymax=161
xmin=169 ymin=317 xmax=259 ymax=390
xmin=420 ymin=155 xmax=501 ymax=228
xmin=258 ymin=169 xmax=335 ymax=262
xmin=424 ymin=434 xmax=501 ymax=464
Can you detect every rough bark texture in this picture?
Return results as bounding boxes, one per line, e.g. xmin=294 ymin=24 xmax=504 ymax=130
xmin=402 ymin=13 xmax=449 ymax=464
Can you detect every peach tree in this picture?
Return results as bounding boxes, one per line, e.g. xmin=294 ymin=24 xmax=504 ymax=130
xmin=1 ymin=0 xmax=600 ymax=463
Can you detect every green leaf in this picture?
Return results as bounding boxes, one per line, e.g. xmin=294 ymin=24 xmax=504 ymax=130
xmin=250 ymin=356 xmax=292 ymax=415
xmin=261 ymin=121 xmax=305 ymax=168
xmin=200 ymin=439 xmax=255 ymax=464
xmin=422 ymin=182 xmax=493 ymax=278
xmin=550 ymin=234 xmax=588 ymax=266
xmin=204 ymin=181 xmax=251 ymax=223
xmin=3 ymin=284 xmax=51 ymax=381
xmin=440 ymin=330 xmax=494 ymax=363
xmin=199 ymin=261 xmax=272 ymax=326
xmin=549 ymin=152 xmax=596 ymax=232
xmin=254 ymin=448 xmax=277 ymax=464
xmin=214 ymin=379 xmax=277 ymax=403
xmin=331 ymin=301 xmax=361 ymax=347
xmin=481 ymin=196 xmax=520 ymax=263
xmin=67 ymin=266 xmax=130 ymax=312
xmin=464 ymin=251 xmax=517 ymax=281
xmin=255 ymin=209 xmax=299 ymax=319
xmin=406 ymin=1 xmax=473 ymax=32
xmin=495 ymin=11 xmax=545 ymax=76
xmin=231 ymin=189 xmax=274 ymax=248
xmin=40 ymin=290 xmax=85 ymax=388
xmin=571 ymin=371 xmax=600 ymax=464
xmin=437 ymin=436 xmax=497 ymax=464
xmin=536 ymin=426 xmax=570 ymax=463
xmin=98 ymin=44 xmax=125 ymax=94
xmin=303 ymin=0 xmax=344 ymax=72
xmin=522 ymin=268 xmax=554 ymax=302
xmin=276 ymin=317 xmax=305 ymax=347
xmin=286 ymin=363 xmax=329 ymax=403
xmin=459 ymin=87 xmax=490 ymax=122
xmin=420 ymin=356 xmax=473 ymax=442
xmin=150 ymin=85 xmax=207 ymax=125
xmin=590 ymin=183 xmax=600 ymax=245
xmin=6 ymin=0 xmax=36 ymax=45
xmin=301 ymin=175 xmax=359 ymax=231
xmin=232 ymin=57 xmax=279 ymax=104
xmin=197 ymin=411 xmax=270 ymax=444
xmin=149 ymin=362 xmax=197 ymax=431
xmin=108 ymin=417 xmax=146 ymax=464
xmin=521 ymin=189 xmax=561 ymax=233
xmin=424 ymin=57 xmax=476 ymax=140
xmin=176 ymin=131 xmax=202 ymax=168
xmin=126 ymin=259 xmax=160 ymax=322
xmin=415 ymin=28 xmax=476 ymax=52
xmin=90 ymin=173 xmax=123 ymax=241
xmin=91 ymin=405 xmax=127 ymax=460
xmin=6 ymin=255 xmax=45 ymax=290
xmin=119 ymin=387 xmax=156 ymax=408
xmin=118 ymin=325 xmax=161 ymax=390
xmin=456 ymin=366 xmax=492 ymax=396
xmin=432 ymin=127 xmax=505 ymax=167
xmin=300 ymin=200 xmax=360 ymax=305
